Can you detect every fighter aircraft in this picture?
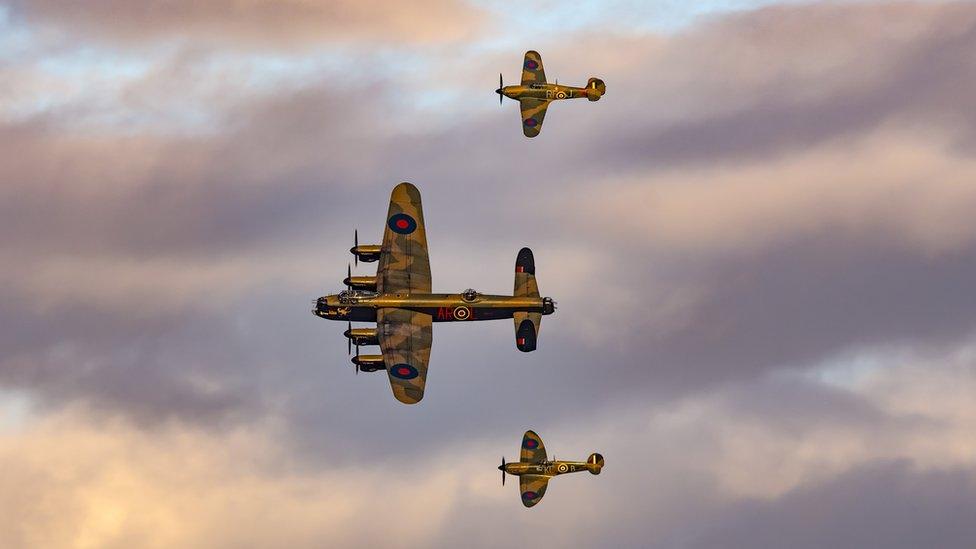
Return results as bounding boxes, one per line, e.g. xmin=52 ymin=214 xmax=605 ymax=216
xmin=496 ymin=50 xmax=606 ymax=137
xmin=313 ymin=182 xmax=557 ymax=404
xmin=499 ymin=430 xmax=604 ymax=508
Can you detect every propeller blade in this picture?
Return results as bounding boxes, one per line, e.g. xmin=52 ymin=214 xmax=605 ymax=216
xmin=355 ymin=344 xmax=360 ymax=375
xmin=499 ymin=73 xmax=503 ymax=105
xmin=354 ymin=230 xmax=359 ymax=267
xmin=346 ymin=263 xmax=352 ymax=290
xmin=501 ymin=456 xmax=506 ymax=486
xmin=347 ymin=320 xmax=352 ymax=355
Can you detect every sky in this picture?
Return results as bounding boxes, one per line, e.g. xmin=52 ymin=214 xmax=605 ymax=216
xmin=1 ymin=0 xmax=976 ymax=547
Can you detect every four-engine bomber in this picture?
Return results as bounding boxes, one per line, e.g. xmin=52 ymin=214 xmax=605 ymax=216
xmin=313 ymin=182 xmax=556 ymax=404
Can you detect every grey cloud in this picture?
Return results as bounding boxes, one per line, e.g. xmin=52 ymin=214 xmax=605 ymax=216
xmin=683 ymin=461 xmax=976 ymax=549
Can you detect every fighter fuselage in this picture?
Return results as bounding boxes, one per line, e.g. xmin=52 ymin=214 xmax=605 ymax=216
xmin=500 ymin=460 xmax=592 ymax=478
xmin=498 ymin=83 xmax=596 ymax=102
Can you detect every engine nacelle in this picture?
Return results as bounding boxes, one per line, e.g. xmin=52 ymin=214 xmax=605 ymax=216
xmin=343 ymin=275 xmax=377 ymax=291
xmin=350 ymin=244 xmax=381 ymax=263
xmin=352 ymin=354 xmax=384 ymax=372
xmin=344 ymin=327 xmax=379 ymax=347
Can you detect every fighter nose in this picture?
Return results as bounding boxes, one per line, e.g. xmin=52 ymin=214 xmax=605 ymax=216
xmin=497 ymin=464 xmax=505 ymax=471
xmin=495 ymin=88 xmax=502 ymax=94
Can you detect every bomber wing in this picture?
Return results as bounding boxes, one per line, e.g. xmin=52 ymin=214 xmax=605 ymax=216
xmin=520 ymin=430 xmax=547 ymax=464
xmin=378 ymin=308 xmax=432 ymax=404
xmin=519 ymin=474 xmax=550 ymax=508
xmin=377 ymin=182 xmax=432 ymax=294
xmin=520 ymin=50 xmax=546 ymax=85
xmin=519 ymin=98 xmax=550 ymax=138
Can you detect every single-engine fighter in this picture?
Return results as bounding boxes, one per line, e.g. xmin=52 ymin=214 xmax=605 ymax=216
xmin=313 ymin=183 xmax=556 ymax=404
xmin=499 ymin=430 xmax=604 ymax=508
xmin=496 ymin=50 xmax=606 ymax=137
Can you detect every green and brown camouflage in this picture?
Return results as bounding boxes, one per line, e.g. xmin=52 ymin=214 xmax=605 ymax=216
xmin=496 ymin=50 xmax=606 ymax=137
xmin=499 ymin=430 xmax=605 ymax=508
xmin=313 ymin=183 xmax=556 ymax=404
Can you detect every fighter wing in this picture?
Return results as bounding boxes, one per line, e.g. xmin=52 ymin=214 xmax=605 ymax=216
xmin=519 ymin=98 xmax=550 ymax=138
xmin=378 ymin=308 xmax=432 ymax=405
xmin=519 ymin=474 xmax=550 ymax=508
xmin=520 ymin=430 xmax=547 ymax=464
xmin=377 ymin=182 xmax=432 ymax=294
xmin=520 ymin=50 xmax=546 ymax=85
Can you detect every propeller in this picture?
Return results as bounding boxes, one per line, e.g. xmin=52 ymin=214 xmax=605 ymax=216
xmin=353 ymin=230 xmax=359 ymax=267
xmin=346 ymin=263 xmax=352 ymax=291
xmin=347 ymin=320 xmax=352 ymax=355
xmin=354 ymin=344 xmax=360 ymax=375
xmin=500 ymin=456 xmax=506 ymax=486
xmin=498 ymin=73 xmax=504 ymax=105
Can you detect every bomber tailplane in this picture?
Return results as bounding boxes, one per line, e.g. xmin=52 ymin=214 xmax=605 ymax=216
xmin=514 ymin=247 xmax=542 ymax=352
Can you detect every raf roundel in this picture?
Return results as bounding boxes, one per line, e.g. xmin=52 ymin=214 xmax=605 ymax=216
xmin=390 ymin=363 xmax=419 ymax=380
xmin=524 ymin=59 xmax=539 ymax=70
xmin=521 ymin=491 xmax=539 ymax=500
xmin=388 ymin=213 xmax=417 ymax=235
xmin=522 ymin=437 xmax=539 ymax=450
xmin=523 ymin=118 xmax=538 ymax=128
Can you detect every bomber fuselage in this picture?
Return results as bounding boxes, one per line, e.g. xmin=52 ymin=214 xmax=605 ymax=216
xmin=314 ymin=290 xmax=555 ymax=323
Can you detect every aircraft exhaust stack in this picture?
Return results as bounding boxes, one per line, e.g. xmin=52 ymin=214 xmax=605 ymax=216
xmin=586 ymin=453 xmax=605 ymax=475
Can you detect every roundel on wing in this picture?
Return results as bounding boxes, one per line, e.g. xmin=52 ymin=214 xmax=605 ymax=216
xmin=522 ymin=437 xmax=539 ymax=450
xmin=388 ymin=213 xmax=417 ymax=235
xmin=523 ymin=118 xmax=538 ymax=128
xmin=390 ymin=363 xmax=419 ymax=380
xmin=521 ymin=491 xmax=539 ymax=500
xmin=524 ymin=59 xmax=539 ymax=70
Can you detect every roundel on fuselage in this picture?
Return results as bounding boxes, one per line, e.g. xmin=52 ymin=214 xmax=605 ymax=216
xmin=388 ymin=213 xmax=417 ymax=235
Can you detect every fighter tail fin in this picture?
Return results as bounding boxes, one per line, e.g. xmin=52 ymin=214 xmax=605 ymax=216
xmin=586 ymin=77 xmax=606 ymax=101
xmin=586 ymin=453 xmax=605 ymax=475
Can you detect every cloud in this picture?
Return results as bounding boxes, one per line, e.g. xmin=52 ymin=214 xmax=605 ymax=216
xmin=2 ymin=351 xmax=974 ymax=548
xmin=7 ymin=0 xmax=487 ymax=47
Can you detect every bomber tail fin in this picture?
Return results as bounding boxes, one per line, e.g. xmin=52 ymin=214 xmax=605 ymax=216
xmin=586 ymin=77 xmax=606 ymax=101
xmin=514 ymin=247 xmax=542 ymax=352
xmin=586 ymin=453 xmax=605 ymax=475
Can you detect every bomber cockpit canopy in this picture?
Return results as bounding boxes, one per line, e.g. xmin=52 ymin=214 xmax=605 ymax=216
xmin=338 ymin=289 xmax=378 ymax=304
